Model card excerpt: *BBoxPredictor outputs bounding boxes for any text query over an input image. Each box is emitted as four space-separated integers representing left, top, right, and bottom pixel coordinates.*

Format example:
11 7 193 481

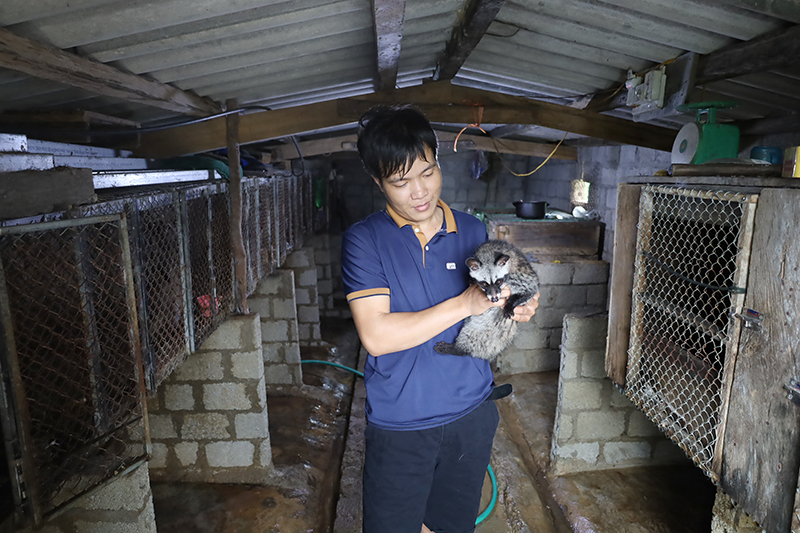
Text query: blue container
750 146 783 165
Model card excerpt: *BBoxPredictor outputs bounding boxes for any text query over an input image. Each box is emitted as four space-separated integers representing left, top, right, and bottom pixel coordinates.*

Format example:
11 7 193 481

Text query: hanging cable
453 101 487 152
495 130 568 177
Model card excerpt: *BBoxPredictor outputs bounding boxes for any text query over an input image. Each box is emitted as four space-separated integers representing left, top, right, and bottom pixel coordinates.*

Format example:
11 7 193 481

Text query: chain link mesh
626 186 756 479
0 216 146 518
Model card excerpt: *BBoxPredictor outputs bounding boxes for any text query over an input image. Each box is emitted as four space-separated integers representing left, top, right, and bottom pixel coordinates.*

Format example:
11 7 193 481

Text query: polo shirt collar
385 199 458 234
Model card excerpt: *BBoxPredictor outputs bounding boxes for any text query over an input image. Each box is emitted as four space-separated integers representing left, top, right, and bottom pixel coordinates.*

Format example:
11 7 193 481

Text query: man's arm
350 283 508 356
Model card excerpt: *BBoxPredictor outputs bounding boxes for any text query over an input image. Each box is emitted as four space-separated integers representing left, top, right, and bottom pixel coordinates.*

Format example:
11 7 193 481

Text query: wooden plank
487 218 603 258
433 0 506 81
711 193 758 477
605 184 642 387
271 134 359 161
721 188 800 533
0 167 95 220
0 28 220 117
371 0 406 90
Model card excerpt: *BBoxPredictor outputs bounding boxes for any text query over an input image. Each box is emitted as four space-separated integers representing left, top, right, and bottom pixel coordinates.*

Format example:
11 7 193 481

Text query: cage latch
784 378 800 407
732 308 763 332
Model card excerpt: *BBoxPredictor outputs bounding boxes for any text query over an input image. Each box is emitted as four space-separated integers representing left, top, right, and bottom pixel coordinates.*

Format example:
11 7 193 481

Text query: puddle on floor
152 317 360 533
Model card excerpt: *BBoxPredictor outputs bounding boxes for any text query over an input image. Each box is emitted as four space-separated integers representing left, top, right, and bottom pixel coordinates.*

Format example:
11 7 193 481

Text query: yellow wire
498 131 569 177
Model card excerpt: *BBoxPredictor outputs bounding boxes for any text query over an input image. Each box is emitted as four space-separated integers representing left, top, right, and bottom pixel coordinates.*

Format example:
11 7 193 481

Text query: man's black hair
356 105 439 182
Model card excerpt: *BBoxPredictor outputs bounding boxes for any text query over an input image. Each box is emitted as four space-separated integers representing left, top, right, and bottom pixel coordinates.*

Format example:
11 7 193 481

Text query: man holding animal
342 104 540 533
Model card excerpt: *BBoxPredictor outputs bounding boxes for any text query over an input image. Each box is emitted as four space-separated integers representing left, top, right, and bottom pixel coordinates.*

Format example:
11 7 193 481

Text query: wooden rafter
268 130 577 161
371 0 406 91
432 0 506 81
133 81 675 158
0 28 221 117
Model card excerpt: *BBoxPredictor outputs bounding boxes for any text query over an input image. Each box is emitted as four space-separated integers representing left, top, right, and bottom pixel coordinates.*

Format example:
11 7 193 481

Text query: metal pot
513 200 548 219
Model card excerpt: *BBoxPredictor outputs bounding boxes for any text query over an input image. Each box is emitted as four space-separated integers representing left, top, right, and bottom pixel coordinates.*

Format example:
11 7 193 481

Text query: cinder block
575 411 625 440
174 442 199 466
298 269 317 287
261 320 289 342
563 313 608 350
497 348 559 374
262 343 282 363
164 384 195 411
572 261 610 285
203 383 251 410
318 279 333 295
560 348 579 379
84 463 151 511
580 349 607 379
284 250 310 268
555 413 574 442
254 274 283 296
149 443 168 469
560 380 603 410
172 352 223 382
260 439 273 467
533 262 574 285
181 413 231 440
247 297 271 318
298 323 311 341
586 284 608 307
231 350 264 380
532 307 569 329
295 288 311 305
273 298 297 319
610 386 633 408
148 414 177 439
513 323 548 349
298 305 320 324
627 410 662 437
554 442 600 463
315 249 330 264
200 315 261 351
206 441 255 468
549 328 562 349
548 285 588 307
235 412 270 439
264 364 295 384
288 320 299 342
311 324 321 340
146 395 160 412
603 441 651 464
284 342 301 364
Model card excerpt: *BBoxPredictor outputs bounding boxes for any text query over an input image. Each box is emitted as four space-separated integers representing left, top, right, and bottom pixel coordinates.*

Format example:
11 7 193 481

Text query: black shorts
362 399 500 533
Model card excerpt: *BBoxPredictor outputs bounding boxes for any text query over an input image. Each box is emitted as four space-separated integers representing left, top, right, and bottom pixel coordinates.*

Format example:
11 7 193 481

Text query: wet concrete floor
152 317 361 533
153 317 717 533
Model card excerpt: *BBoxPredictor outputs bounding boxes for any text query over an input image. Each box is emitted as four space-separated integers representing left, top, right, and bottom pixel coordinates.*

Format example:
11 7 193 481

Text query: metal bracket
733 308 763 332
784 378 800 406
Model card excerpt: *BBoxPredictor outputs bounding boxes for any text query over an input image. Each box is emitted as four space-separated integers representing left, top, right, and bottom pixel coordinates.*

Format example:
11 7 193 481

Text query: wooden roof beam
432 0 506 81
0 27 221 117
133 81 675 158
371 0 406 91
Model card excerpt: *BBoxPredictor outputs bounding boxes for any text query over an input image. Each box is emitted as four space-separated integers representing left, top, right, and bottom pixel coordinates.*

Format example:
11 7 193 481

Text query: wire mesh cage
625 186 757 480
0 215 148 524
258 178 278 274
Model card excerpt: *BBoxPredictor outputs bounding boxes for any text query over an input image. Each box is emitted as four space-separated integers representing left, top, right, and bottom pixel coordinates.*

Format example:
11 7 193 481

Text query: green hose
300 359 498 525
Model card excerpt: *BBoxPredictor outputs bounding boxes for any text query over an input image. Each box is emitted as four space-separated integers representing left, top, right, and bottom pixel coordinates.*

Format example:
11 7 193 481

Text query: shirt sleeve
341 224 390 303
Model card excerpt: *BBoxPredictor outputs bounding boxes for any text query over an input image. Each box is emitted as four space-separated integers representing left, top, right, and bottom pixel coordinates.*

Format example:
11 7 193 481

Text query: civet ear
495 254 509 267
466 257 481 270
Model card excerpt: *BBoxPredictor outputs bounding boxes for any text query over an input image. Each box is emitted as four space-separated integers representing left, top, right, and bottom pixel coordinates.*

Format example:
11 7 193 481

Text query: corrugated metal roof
0 0 798 146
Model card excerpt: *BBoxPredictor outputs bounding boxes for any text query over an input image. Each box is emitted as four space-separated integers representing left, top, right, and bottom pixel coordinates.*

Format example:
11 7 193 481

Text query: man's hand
510 292 540 323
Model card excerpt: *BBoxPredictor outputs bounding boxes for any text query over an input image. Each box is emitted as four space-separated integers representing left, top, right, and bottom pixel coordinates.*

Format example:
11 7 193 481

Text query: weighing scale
671 101 739 165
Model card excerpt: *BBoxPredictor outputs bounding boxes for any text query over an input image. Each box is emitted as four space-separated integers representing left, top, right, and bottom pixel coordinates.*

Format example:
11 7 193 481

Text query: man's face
375 146 442 225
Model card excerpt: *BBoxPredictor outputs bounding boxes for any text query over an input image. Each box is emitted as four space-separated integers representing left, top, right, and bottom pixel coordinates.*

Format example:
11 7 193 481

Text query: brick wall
20 464 156 533
249 271 303 386
147 315 273 484
550 312 689 475
308 233 350 319
496 259 609 374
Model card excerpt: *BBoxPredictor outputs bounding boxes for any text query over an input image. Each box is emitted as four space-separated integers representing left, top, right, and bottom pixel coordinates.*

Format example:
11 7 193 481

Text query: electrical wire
299 358 499 524
496 130 569 177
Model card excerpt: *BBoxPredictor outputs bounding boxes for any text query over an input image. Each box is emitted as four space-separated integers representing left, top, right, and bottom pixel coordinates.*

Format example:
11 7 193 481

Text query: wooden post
226 99 249 315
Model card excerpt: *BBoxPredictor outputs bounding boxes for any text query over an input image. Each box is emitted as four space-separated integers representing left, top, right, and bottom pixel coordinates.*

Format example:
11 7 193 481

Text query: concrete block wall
21 464 156 533
147 315 273 484
496 259 609 374
249 270 303 386
282 247 323 345
307 233 350 319
550 312 689 475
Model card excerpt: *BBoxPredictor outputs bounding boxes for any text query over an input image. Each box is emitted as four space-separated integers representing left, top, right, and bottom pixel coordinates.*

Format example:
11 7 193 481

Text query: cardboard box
783 146 800 178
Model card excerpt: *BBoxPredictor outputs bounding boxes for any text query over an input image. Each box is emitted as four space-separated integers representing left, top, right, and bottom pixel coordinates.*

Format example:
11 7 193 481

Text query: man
341 105 539 533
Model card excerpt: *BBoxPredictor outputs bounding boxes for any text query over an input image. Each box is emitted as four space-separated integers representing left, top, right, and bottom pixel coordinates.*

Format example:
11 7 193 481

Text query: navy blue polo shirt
341 200 493 430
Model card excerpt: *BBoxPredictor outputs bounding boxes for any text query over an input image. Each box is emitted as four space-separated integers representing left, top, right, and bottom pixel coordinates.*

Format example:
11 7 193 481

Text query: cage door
625 186 757 481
